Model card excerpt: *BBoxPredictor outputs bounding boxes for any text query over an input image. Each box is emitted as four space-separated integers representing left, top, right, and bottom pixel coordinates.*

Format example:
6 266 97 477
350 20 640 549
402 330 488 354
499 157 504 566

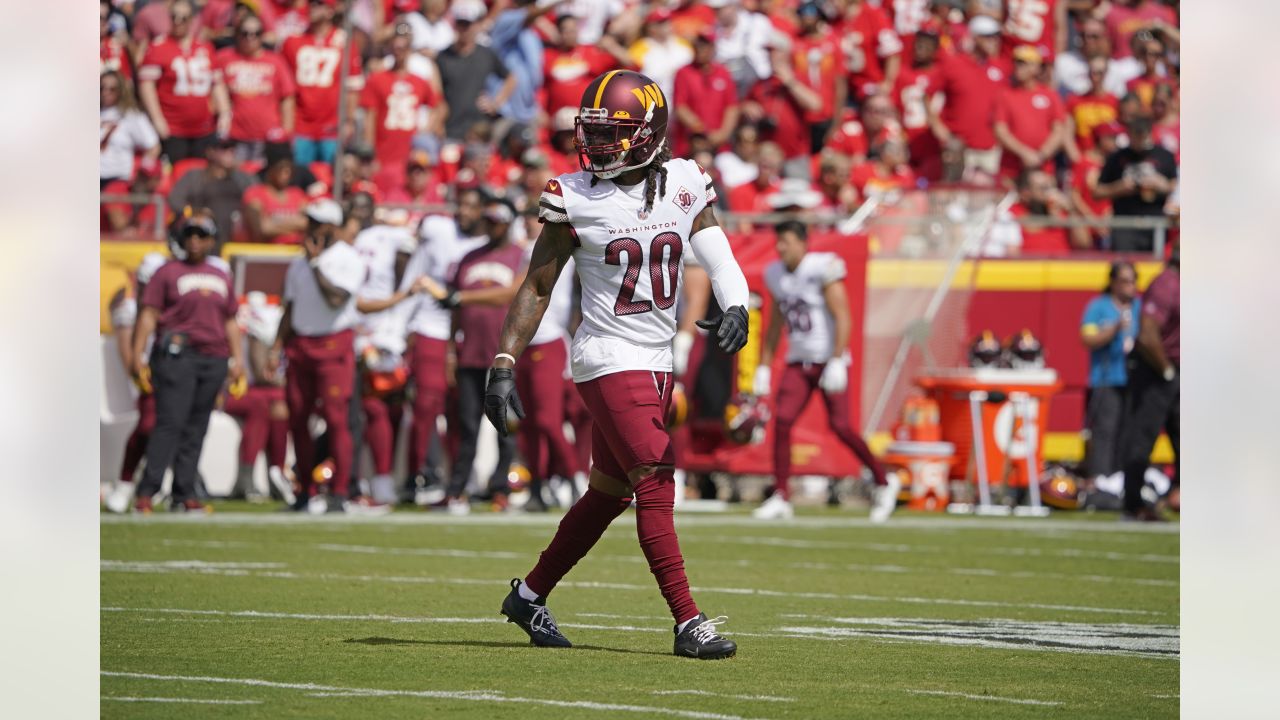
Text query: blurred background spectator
138 0 224 163
168 137 256 249
1095 116 1176 252
214 13 296 162
101 70 161 188
673 29 738 159
1080 260 1140 484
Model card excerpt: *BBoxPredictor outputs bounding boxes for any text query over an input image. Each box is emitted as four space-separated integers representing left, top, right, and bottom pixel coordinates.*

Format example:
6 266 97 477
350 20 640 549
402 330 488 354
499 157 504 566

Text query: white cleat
447 498 471 516
105 482 136 514
752 493 794 520
870 471 902 523
268 466 297 506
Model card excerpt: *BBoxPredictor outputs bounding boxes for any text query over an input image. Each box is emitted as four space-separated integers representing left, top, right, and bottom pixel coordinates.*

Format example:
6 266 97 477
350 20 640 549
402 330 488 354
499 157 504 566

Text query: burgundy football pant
408 334 448 480
362 395 404 476
222 386 288 468
772 362 886 500
285 330 356 497
120 391 157 482
564 376 593 473
524 369 699 624
515 339 579 481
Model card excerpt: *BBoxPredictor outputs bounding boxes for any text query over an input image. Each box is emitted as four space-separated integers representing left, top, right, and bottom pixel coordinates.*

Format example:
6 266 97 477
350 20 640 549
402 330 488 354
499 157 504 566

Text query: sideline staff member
270 200 364 513
131 214 245 513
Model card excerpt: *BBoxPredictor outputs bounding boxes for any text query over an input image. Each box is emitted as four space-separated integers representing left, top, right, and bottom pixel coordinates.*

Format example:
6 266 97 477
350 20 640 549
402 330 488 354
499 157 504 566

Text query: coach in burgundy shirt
131 215 243 512
445 201 528 507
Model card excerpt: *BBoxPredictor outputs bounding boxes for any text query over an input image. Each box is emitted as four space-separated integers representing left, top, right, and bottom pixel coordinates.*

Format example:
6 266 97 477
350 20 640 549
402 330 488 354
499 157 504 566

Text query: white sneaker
306 495 329 516
752 493 794 520
870 471 902 524
105 482 136 514
550 477 574 508
268 466 296 506
369 474 398 505
345 497 392 516
415 485 446 506
447 498 471 516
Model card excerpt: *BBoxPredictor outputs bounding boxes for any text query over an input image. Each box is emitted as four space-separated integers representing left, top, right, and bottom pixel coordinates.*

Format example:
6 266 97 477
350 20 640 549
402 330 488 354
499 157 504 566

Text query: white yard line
906 689 1063 707
695 535 1179 564
100 563 1165 617
787 560 1177 588
99 512 1179 534
653 690 794 703
100 671 772 720
101 696 261 705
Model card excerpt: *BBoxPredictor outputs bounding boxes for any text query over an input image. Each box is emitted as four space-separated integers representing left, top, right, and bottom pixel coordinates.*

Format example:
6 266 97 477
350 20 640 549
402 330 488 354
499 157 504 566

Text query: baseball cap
968 15 1000 37
1011 44 1043 65
452 0 485 23
766 178 823 210
1093 121 1124 141
135 157 162 179
136 252 168 284
916 19 942 37
704 0 731 7
393 0 419 12
797 2 824 19
646 7 674 24
695 27 717 44
484 202 515 225
304 198 344 226
520 147 550 168
181 215 218 237
407 150 432 170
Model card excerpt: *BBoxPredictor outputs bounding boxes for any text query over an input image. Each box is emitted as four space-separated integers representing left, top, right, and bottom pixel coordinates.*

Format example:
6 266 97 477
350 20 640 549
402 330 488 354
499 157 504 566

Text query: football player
486 70 748 660
754 220 899 522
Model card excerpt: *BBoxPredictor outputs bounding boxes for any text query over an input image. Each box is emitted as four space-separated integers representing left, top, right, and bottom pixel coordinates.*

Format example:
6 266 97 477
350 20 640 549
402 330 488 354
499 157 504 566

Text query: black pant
449 367 515 498
138 348 228 502
161 134 216 164
1120 361 1179 513
1084 385 1126 477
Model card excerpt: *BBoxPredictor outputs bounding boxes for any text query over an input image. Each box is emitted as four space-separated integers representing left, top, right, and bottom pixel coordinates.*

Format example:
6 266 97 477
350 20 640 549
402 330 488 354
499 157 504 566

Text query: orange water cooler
914 368 1063 515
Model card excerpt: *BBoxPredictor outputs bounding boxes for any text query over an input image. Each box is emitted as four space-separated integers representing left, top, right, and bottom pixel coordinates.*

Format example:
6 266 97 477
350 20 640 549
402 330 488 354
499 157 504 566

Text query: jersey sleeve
538 177 569 224
1080 296 1106 333
694 160 717 207
110 296 138 331
819 254 847 286
138 45 164 82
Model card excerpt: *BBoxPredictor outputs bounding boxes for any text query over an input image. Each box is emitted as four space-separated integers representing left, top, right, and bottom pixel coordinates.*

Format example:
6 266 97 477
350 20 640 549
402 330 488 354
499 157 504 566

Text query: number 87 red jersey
539 158 717 382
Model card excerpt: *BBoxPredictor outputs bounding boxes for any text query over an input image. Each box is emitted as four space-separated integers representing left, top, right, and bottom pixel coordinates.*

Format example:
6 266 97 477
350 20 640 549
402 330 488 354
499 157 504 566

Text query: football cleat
674 613 736 660
172 498 212 514
870 471 902 523
752 493 794 520
500 579 572 648
105 481 136 514
133 496 153 515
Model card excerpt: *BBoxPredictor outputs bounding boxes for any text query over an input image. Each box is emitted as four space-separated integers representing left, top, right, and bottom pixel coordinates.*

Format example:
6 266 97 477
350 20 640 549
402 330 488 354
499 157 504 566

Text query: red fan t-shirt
360 70 437 173
242 183 308 244
934 52 1011 151
214 47 296 142
139 38 217 138
838 4 902 100
994 83 1065 179
791 34 846 124
282 28 364 139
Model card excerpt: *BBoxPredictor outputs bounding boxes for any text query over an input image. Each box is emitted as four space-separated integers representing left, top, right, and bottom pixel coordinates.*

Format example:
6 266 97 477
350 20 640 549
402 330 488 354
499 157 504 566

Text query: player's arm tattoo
493 221 574 368
691 204 719 235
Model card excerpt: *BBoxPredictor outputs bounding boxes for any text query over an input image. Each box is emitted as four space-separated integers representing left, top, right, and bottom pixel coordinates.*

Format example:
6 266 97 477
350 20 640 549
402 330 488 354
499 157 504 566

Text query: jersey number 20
605 232 683 316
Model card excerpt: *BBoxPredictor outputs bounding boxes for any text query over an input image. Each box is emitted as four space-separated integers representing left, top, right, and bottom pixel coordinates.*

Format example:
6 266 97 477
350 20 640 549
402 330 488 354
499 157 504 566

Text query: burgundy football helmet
575 69 669 178
724 393 770 446
1004 329 1045 369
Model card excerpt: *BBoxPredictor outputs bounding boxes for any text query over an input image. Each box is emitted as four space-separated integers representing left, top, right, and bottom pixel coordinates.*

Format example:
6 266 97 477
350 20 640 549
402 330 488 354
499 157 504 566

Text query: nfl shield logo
674 186 695 214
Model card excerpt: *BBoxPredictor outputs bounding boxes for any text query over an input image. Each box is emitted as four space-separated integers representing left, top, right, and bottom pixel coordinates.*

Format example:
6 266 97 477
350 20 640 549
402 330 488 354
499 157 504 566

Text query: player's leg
119 392 156 483
223 389 269 499
502 426 633 648
361 394 396 501
1119 362 1173 517
408 335 447 493
758 364 816 518
821 373 898 521
314 350 356 504
284 342 319 502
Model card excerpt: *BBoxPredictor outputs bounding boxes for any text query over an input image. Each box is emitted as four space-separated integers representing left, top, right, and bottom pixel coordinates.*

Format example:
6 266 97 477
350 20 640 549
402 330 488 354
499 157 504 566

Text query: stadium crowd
100 0 1181 515
102 0 1180 253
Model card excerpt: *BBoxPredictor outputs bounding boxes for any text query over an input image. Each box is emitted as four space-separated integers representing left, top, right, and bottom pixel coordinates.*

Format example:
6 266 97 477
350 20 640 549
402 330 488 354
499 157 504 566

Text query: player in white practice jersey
754 220 898 522
484 70 748 660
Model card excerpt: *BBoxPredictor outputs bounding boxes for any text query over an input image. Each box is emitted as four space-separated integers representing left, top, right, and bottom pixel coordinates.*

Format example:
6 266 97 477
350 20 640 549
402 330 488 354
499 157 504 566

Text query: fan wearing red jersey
282 0 364 166
892 22 942 179
837 0 903 102
242 147 308 244
792 3 848 154
994 45 1068 182
753 220 897 522
213 14 296 161
1003 0 1067 62
138 0 225 163
361 24 439 192
486 70 749 660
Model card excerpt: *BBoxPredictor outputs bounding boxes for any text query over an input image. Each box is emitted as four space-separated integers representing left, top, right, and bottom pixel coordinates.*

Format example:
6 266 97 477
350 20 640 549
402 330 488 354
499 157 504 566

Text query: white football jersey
354 224 416 354
539 157 717 382
400 215 488 341
763 252 847 364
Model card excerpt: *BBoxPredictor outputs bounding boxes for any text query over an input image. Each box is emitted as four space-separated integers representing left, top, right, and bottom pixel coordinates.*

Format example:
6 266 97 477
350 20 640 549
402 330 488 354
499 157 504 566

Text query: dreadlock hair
589 143 672 215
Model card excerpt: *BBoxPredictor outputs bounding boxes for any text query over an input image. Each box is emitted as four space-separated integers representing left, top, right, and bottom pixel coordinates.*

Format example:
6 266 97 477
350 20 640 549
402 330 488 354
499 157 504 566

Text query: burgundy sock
524 486 632 597
120 428 148 483
633 467 699 624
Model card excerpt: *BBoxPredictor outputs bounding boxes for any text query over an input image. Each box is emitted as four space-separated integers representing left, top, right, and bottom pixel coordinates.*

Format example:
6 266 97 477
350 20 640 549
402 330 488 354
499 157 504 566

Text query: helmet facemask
575 104 663 179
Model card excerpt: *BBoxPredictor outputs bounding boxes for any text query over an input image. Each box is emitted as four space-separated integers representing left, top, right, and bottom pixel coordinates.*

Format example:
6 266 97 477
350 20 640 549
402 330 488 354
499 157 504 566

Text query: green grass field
101 506 1178 719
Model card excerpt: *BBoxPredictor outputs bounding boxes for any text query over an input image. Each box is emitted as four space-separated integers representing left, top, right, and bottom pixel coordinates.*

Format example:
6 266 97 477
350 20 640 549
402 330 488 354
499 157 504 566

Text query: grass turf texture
102 506 1178 718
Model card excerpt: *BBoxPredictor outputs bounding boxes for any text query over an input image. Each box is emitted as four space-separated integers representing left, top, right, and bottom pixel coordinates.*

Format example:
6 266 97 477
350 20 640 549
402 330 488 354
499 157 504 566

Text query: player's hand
153 117 170 140
227 361 247 397
132 360 153 394
303 234 326 261
483 367 525 436
753 364 771 397
696 305 749 354
819 356 849 395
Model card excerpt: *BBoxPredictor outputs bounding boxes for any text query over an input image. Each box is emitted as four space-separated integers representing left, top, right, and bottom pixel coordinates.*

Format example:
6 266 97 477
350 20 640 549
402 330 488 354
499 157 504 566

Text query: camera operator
130 213 244 513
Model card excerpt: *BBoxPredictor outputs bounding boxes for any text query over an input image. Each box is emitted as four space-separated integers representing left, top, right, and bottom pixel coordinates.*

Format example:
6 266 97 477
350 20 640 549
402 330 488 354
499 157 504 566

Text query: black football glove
696 305 749 354
483 367 525 436
437 289 461 309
